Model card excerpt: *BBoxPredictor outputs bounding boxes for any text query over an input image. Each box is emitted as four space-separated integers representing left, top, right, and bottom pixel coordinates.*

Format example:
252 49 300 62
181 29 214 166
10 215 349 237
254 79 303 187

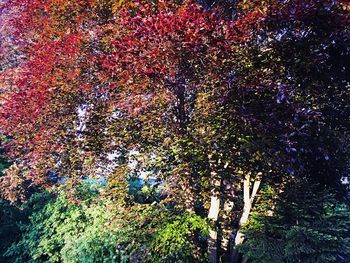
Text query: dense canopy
0 0 349 262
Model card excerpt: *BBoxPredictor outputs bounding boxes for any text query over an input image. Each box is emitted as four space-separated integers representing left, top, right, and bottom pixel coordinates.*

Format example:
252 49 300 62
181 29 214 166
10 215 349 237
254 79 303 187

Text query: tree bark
219 177 235 262
207 154 221 263
208 190 221 263
230 174 261 263
220 198 234 252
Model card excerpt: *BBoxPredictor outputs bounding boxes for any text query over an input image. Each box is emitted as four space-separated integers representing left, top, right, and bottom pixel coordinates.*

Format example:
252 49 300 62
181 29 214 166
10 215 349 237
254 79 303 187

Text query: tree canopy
0 0 349 262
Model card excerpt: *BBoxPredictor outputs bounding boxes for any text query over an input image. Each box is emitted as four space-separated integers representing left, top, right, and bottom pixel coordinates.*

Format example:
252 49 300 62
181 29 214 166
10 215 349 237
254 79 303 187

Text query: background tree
239 181 350 263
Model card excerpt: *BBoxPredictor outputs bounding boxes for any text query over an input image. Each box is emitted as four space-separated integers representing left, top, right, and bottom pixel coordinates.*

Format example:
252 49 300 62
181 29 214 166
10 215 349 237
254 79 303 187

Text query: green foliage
4 184 209 263
0 199 25 263
150 212 209 263
239 183 350 263
4 190 117 263
59 203 119 263
0 147 21 263
128 177 163 204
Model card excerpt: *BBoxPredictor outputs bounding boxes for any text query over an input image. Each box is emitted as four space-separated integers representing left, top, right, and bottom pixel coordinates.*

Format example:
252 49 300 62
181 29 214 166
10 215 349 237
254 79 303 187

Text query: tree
239 181 350 263
0 1 349 262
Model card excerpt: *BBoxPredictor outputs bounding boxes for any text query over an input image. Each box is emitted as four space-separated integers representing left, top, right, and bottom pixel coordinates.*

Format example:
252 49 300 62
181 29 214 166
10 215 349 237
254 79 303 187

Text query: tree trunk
220 198 234 251
184 171 195 212
230 174 261 263
207 154 221 263
208 190 221 263
219 176 235 262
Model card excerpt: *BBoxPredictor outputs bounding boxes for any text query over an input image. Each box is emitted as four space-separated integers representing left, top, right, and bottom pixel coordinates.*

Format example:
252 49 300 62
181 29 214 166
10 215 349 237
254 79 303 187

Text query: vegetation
239 182 350 263
0 0 349 262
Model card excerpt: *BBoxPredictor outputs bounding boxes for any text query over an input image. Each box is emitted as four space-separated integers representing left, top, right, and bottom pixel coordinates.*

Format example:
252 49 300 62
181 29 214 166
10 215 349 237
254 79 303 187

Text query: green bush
150 212 209 263
4 186 209 263
4 190 118 263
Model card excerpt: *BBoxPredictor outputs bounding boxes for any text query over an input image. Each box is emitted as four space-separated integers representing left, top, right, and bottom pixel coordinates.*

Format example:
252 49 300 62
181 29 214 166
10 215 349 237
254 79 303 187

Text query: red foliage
101 0 235 111
0 0 348 202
